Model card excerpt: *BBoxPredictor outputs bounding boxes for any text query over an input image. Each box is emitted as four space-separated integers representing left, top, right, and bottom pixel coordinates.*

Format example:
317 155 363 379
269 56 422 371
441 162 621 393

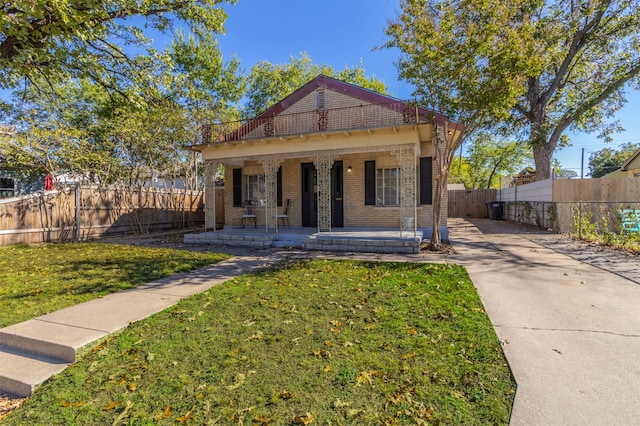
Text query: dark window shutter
364 160 376 205
420 157 433 205
277 166 283 207
232 168 242 207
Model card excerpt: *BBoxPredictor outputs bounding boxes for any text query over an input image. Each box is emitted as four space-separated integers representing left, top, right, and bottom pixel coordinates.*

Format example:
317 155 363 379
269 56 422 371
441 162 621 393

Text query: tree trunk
532 145 553 180
430 168 446 250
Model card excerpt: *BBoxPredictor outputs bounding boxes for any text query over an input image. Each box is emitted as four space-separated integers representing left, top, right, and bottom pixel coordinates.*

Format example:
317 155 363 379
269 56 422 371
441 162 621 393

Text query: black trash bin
486 201 504 220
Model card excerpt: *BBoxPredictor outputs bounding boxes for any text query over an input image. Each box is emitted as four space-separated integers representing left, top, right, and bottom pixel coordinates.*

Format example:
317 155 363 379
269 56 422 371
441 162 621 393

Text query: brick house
187 75 464 240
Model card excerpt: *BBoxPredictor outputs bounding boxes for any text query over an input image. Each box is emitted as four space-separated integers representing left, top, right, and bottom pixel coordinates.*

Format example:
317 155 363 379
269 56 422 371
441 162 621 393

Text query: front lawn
5 259 515 425
0 243 229 328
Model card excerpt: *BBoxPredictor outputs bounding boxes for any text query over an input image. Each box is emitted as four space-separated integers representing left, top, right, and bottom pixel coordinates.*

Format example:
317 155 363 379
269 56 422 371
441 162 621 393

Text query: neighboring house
603 149 640 178
187 75 464 233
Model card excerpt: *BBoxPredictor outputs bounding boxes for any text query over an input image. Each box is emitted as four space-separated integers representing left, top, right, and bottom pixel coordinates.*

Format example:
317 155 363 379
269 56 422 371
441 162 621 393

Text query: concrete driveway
448 218 640 425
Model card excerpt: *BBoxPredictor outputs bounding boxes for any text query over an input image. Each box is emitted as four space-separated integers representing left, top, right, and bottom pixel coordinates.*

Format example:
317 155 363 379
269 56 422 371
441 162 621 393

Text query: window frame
375 167 400 206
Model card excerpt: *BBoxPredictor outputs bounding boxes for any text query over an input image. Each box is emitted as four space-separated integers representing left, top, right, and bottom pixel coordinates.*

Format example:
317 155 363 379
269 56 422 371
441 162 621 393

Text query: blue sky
213 0 640 177
4 0 638 176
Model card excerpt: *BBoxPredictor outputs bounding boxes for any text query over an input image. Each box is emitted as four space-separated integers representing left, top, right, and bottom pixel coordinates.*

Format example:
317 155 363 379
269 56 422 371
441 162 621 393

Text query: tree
552 159 579 179
508 0 640 180
0 1 231 92
588 142 640 177
0 80 188 186
243 52 388 118
385 0 526 249
450 133 532 189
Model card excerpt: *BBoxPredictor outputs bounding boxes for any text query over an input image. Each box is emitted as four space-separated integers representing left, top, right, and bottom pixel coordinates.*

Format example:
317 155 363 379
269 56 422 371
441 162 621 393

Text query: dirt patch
0 393 26 421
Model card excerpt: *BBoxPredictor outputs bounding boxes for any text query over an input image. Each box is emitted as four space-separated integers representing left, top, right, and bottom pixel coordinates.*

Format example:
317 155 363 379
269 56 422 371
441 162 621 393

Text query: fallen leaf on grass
247 331 263 341
293 412 315 425
152 406 172 420
354 371 373 387
347 409 362 418
279 390 293 399
226 373 246 390
254 415 270 425
332 399 350 408
102 401 121 411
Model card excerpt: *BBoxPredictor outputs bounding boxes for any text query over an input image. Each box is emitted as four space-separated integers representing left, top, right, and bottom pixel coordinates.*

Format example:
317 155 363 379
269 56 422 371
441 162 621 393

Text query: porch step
0 320 98 397
0 345 69 397
302 231 423 254
185 229 426 253
185 232 275 248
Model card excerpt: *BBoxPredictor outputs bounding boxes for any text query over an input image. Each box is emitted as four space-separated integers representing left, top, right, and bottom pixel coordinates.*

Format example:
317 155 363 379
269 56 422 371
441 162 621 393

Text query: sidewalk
448 218 640 425
0 254 283 397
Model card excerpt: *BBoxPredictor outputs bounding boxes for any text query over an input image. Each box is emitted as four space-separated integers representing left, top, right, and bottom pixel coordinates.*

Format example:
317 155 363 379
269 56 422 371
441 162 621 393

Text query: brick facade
197 76 458 232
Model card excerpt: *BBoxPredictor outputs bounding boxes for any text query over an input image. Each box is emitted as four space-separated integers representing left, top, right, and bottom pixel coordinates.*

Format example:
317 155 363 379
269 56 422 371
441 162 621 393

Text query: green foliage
0 243 229 328
507 0 640 179
168 31 245 124
450 133 532 189
5 260 515 425
552 159 578 179
0 30 245 187
570 203 640 253
0 0 233 91
385 0 526 247
243 52 388 118
588 142 640 178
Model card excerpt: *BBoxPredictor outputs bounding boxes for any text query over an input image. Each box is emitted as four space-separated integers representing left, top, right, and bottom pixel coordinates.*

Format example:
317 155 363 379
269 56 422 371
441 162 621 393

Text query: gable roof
620 148 640 171
254 74 455 128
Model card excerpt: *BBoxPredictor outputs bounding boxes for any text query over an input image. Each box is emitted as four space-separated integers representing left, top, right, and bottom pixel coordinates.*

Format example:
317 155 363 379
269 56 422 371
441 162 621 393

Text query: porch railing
197 101 430 144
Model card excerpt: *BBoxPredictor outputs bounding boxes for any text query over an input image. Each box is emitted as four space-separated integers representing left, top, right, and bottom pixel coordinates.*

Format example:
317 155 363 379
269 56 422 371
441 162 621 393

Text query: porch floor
184 226 426 254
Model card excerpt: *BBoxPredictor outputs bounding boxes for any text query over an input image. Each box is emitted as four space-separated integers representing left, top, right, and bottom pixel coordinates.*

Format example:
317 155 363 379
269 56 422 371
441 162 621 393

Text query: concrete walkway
0 254 282 397
448 218 640 425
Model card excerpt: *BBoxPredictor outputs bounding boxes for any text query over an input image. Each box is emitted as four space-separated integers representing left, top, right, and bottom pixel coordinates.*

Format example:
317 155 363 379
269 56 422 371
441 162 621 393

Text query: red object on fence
45 174 54 191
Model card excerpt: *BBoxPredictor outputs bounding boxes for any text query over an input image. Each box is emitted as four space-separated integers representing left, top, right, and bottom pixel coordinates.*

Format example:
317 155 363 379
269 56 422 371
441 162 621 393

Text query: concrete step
0 345 69 397
0 320 107 364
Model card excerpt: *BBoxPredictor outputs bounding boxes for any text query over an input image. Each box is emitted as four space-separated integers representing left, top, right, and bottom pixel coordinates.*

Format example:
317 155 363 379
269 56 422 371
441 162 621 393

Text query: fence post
75 184 81 242
578 200 583 239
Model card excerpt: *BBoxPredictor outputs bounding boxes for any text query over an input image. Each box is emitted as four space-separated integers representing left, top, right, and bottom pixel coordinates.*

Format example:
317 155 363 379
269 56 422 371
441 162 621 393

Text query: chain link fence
503 200 640 239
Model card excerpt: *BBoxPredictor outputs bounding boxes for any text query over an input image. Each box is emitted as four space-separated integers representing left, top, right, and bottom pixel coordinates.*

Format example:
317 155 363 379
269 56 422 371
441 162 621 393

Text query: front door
331 161 344 228
301 163 317 227
301 162 344 228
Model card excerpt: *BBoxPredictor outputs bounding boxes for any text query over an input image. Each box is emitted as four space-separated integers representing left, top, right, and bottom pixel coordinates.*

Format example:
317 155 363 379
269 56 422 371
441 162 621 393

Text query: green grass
5 259 515 425
0 243 229 328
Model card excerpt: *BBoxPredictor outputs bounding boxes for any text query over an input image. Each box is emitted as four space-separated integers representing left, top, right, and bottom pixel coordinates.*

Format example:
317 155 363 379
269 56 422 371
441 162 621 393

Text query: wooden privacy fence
448 189 497 218
0 185 222 246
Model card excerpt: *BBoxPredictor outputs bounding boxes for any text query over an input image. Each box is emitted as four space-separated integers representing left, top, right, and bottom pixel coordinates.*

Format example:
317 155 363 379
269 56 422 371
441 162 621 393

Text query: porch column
260 155 280 233
204 160 219 231
314 152 332 233
398 144 417 237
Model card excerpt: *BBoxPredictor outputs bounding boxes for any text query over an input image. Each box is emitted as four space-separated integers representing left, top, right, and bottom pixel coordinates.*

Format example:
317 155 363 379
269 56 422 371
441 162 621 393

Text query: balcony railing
196 101 431 145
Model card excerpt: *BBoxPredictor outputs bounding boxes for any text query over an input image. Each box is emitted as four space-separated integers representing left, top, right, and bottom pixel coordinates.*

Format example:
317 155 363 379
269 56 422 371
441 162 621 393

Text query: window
244 175 266 206
316 90 325 110
376 168 400 206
